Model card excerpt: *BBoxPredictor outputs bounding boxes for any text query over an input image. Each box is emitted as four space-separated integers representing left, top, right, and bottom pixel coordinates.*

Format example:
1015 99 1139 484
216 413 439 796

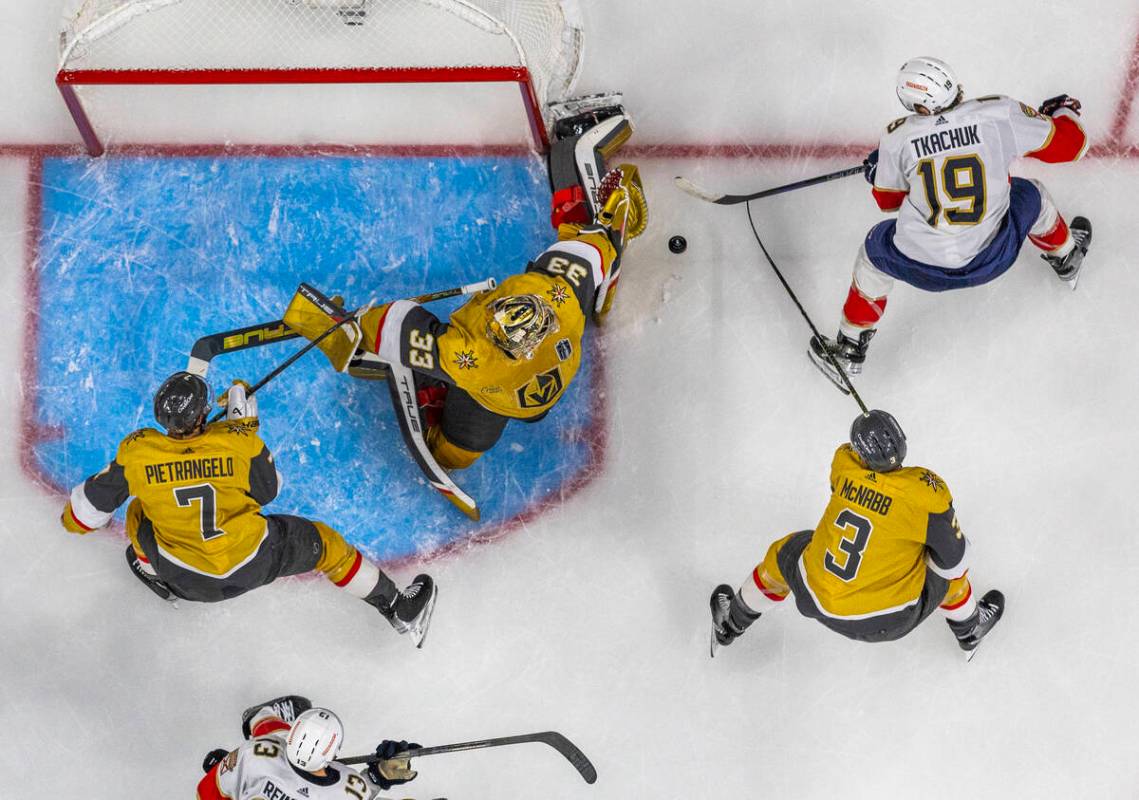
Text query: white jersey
206 735 378 800
873 96 1084 267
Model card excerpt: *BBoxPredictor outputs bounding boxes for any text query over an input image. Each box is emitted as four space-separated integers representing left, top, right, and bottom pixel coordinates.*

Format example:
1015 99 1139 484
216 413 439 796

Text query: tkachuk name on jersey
143 456 236 485
909 124 981 158
838 478 894 516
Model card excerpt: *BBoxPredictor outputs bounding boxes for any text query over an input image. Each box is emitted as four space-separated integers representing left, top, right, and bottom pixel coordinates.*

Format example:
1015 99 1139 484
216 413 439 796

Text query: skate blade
710 628 720 659
806 347 852 395
408 584 438 649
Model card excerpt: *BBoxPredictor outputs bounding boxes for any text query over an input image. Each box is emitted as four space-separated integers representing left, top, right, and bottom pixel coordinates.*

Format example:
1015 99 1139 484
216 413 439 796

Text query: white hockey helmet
896 57 961 114
286 708 344 772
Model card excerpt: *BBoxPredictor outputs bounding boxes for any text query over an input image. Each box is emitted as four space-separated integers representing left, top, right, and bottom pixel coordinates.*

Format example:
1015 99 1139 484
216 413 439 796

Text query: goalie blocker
284 93 648 475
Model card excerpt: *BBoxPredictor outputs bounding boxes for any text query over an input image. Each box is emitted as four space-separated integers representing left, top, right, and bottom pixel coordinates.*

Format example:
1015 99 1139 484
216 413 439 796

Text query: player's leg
711 532 796 647
1021 178 1092 283
426 386 510 470
267 514 437 640
810 243 894 378
939 575 1004 660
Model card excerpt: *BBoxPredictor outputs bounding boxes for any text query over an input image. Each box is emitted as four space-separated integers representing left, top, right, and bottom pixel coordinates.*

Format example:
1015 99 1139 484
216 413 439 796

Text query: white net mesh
60 0 584 107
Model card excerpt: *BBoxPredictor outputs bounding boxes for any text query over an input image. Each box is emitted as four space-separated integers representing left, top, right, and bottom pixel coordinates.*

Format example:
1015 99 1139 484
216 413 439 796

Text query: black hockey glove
863 148 879 185
367 740 420 789
1038 94 1081 117
202 748 229 773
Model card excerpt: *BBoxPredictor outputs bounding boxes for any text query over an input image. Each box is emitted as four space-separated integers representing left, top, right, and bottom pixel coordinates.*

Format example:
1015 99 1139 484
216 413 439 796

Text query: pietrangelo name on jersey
839 477 893 516
144 456 235 485
909 124 981 158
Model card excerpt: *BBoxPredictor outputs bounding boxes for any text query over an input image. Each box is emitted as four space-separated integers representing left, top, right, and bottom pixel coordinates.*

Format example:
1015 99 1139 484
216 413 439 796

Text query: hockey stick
340 731 597 785
674 165 864 205
186 278 497 378
744 202 869 412
201 278 496 423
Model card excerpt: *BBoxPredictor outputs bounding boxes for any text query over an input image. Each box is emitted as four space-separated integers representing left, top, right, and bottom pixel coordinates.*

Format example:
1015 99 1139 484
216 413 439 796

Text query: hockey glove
1039 94 1081 117
863 149 879 185
202 748 229 773
367 740 420 789
61 501 91 534
216 380 257 421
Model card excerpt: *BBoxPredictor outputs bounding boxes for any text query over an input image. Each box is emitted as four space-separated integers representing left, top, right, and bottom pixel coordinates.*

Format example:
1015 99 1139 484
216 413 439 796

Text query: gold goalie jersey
365 224 618 420
66 419 280 576
797 445 969 618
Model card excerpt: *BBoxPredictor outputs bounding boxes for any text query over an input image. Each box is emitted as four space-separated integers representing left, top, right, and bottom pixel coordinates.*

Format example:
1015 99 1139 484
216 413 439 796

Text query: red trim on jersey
251 718 291 737
66 504 94 532
871 187 906 211
842 284 887 328
1027 115 1086 163
752 567 787 602
196 765 231 800
1029 216 1070 251
334 551 363 587
940 584 973 611
370 304 394 355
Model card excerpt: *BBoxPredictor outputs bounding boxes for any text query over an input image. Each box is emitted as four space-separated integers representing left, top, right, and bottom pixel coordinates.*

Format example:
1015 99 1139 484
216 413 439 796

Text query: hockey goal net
57 0 585 155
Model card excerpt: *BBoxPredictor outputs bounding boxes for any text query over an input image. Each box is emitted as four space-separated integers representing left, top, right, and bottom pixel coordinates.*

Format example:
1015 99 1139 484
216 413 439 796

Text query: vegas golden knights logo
516 367 564 409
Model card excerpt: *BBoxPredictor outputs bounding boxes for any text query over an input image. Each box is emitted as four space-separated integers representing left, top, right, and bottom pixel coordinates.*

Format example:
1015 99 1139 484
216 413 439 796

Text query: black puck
668 235 687 254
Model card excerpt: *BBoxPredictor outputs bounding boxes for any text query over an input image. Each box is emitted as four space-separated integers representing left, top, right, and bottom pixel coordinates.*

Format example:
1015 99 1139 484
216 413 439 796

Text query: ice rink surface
2 1 1139 798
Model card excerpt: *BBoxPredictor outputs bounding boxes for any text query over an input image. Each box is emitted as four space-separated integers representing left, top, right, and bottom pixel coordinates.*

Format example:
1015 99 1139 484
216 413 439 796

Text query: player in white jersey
197 696 420 800
810 57 1092 383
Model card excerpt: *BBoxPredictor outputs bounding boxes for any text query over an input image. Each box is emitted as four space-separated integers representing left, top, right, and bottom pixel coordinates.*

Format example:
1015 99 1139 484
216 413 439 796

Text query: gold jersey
69 419 279 576
797 445 967 618
367 225 617 420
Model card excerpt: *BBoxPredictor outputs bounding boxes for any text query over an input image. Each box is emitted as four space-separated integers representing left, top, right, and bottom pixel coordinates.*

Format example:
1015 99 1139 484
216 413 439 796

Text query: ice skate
385 574 438 648
124 546 178 606
240 695 312 739
548 92 627 140
808 330 873 393
709 584 735 657
1042 216 1092 289
947 590 1004 662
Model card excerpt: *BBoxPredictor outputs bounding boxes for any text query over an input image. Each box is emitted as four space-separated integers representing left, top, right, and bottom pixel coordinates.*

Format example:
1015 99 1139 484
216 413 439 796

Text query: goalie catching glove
367 739 420 790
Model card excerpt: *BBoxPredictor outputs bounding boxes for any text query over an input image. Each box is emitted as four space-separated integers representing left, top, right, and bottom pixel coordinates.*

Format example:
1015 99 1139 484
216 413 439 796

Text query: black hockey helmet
154 371 210 436
850 410 907 472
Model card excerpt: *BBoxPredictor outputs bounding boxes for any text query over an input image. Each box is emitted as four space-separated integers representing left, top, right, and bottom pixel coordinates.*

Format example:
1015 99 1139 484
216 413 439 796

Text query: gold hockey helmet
485 294 559 360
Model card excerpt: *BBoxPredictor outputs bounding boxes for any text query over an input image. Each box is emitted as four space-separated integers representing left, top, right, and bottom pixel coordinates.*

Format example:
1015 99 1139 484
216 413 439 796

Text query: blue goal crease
32 154 599 563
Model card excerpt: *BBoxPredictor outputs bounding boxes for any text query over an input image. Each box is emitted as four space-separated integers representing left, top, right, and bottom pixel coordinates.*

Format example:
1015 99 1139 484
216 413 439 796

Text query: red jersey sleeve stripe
871 187 906 211
334 551 363 587
251 719 291 737
1027 115 1087 163
196 765 231 800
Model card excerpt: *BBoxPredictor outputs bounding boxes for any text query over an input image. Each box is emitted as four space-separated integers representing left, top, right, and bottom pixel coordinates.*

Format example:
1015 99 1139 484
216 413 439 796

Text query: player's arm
196 748 239 800
369 301 453 383
526 234 608 320
924 501 970 580
868 119 910 211
248 444 279 506
61 448 131 534
1014 95 1088 163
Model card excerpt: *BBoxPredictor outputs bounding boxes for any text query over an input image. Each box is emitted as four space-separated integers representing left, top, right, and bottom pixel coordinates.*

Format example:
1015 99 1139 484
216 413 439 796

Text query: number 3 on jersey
916 153 986 226
824 509 872 582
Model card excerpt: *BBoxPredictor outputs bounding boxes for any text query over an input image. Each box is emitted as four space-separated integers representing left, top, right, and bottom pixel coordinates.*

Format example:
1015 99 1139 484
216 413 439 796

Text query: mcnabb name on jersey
144 456 236 485
909 124 981 158
838 477 894 516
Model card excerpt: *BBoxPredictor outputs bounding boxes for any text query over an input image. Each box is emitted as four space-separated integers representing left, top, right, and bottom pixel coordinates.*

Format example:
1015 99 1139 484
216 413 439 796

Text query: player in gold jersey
711 410 1004 660
286 95 647 470
60 371 436 645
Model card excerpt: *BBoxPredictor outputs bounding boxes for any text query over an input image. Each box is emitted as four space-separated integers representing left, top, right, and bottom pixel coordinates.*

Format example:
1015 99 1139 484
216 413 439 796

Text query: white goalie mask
286 708 344 772
896 57 961 114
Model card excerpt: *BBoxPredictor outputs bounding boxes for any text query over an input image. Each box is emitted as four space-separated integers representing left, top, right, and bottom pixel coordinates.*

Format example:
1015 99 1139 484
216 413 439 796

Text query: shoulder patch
886 116 907 134
224 419 260 436
1018 101 1041 118
919 469 946 493
220 750 239 774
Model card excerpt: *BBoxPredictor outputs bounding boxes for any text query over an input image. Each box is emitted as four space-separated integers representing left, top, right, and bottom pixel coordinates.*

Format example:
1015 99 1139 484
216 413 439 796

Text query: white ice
2 1 1139 798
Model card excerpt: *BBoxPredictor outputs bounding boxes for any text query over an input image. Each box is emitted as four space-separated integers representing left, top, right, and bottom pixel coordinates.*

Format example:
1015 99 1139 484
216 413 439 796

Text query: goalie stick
674 164 864 205
340 731 597 785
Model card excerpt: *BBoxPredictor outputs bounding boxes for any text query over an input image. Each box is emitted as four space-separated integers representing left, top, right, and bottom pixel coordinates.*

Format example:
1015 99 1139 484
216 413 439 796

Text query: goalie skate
548 92 627 140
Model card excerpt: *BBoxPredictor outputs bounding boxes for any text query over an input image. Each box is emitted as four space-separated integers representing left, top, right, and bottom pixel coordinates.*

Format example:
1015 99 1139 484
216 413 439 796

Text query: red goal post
56 0 586 156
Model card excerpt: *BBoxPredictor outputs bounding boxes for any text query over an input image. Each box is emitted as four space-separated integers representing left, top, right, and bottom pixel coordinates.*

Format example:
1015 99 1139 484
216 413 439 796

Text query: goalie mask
485 294 559 360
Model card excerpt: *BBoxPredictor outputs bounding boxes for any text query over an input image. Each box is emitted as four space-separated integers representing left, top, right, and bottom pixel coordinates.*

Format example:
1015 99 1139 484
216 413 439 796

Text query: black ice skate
1042 216 1092 289
947 590 1004 662
385 574 438 649
124 546 178 605
241 695 313 740
338 1 367 25
347 349 389 380
709 584 759 658
548 93 626 141
807 330 874 394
